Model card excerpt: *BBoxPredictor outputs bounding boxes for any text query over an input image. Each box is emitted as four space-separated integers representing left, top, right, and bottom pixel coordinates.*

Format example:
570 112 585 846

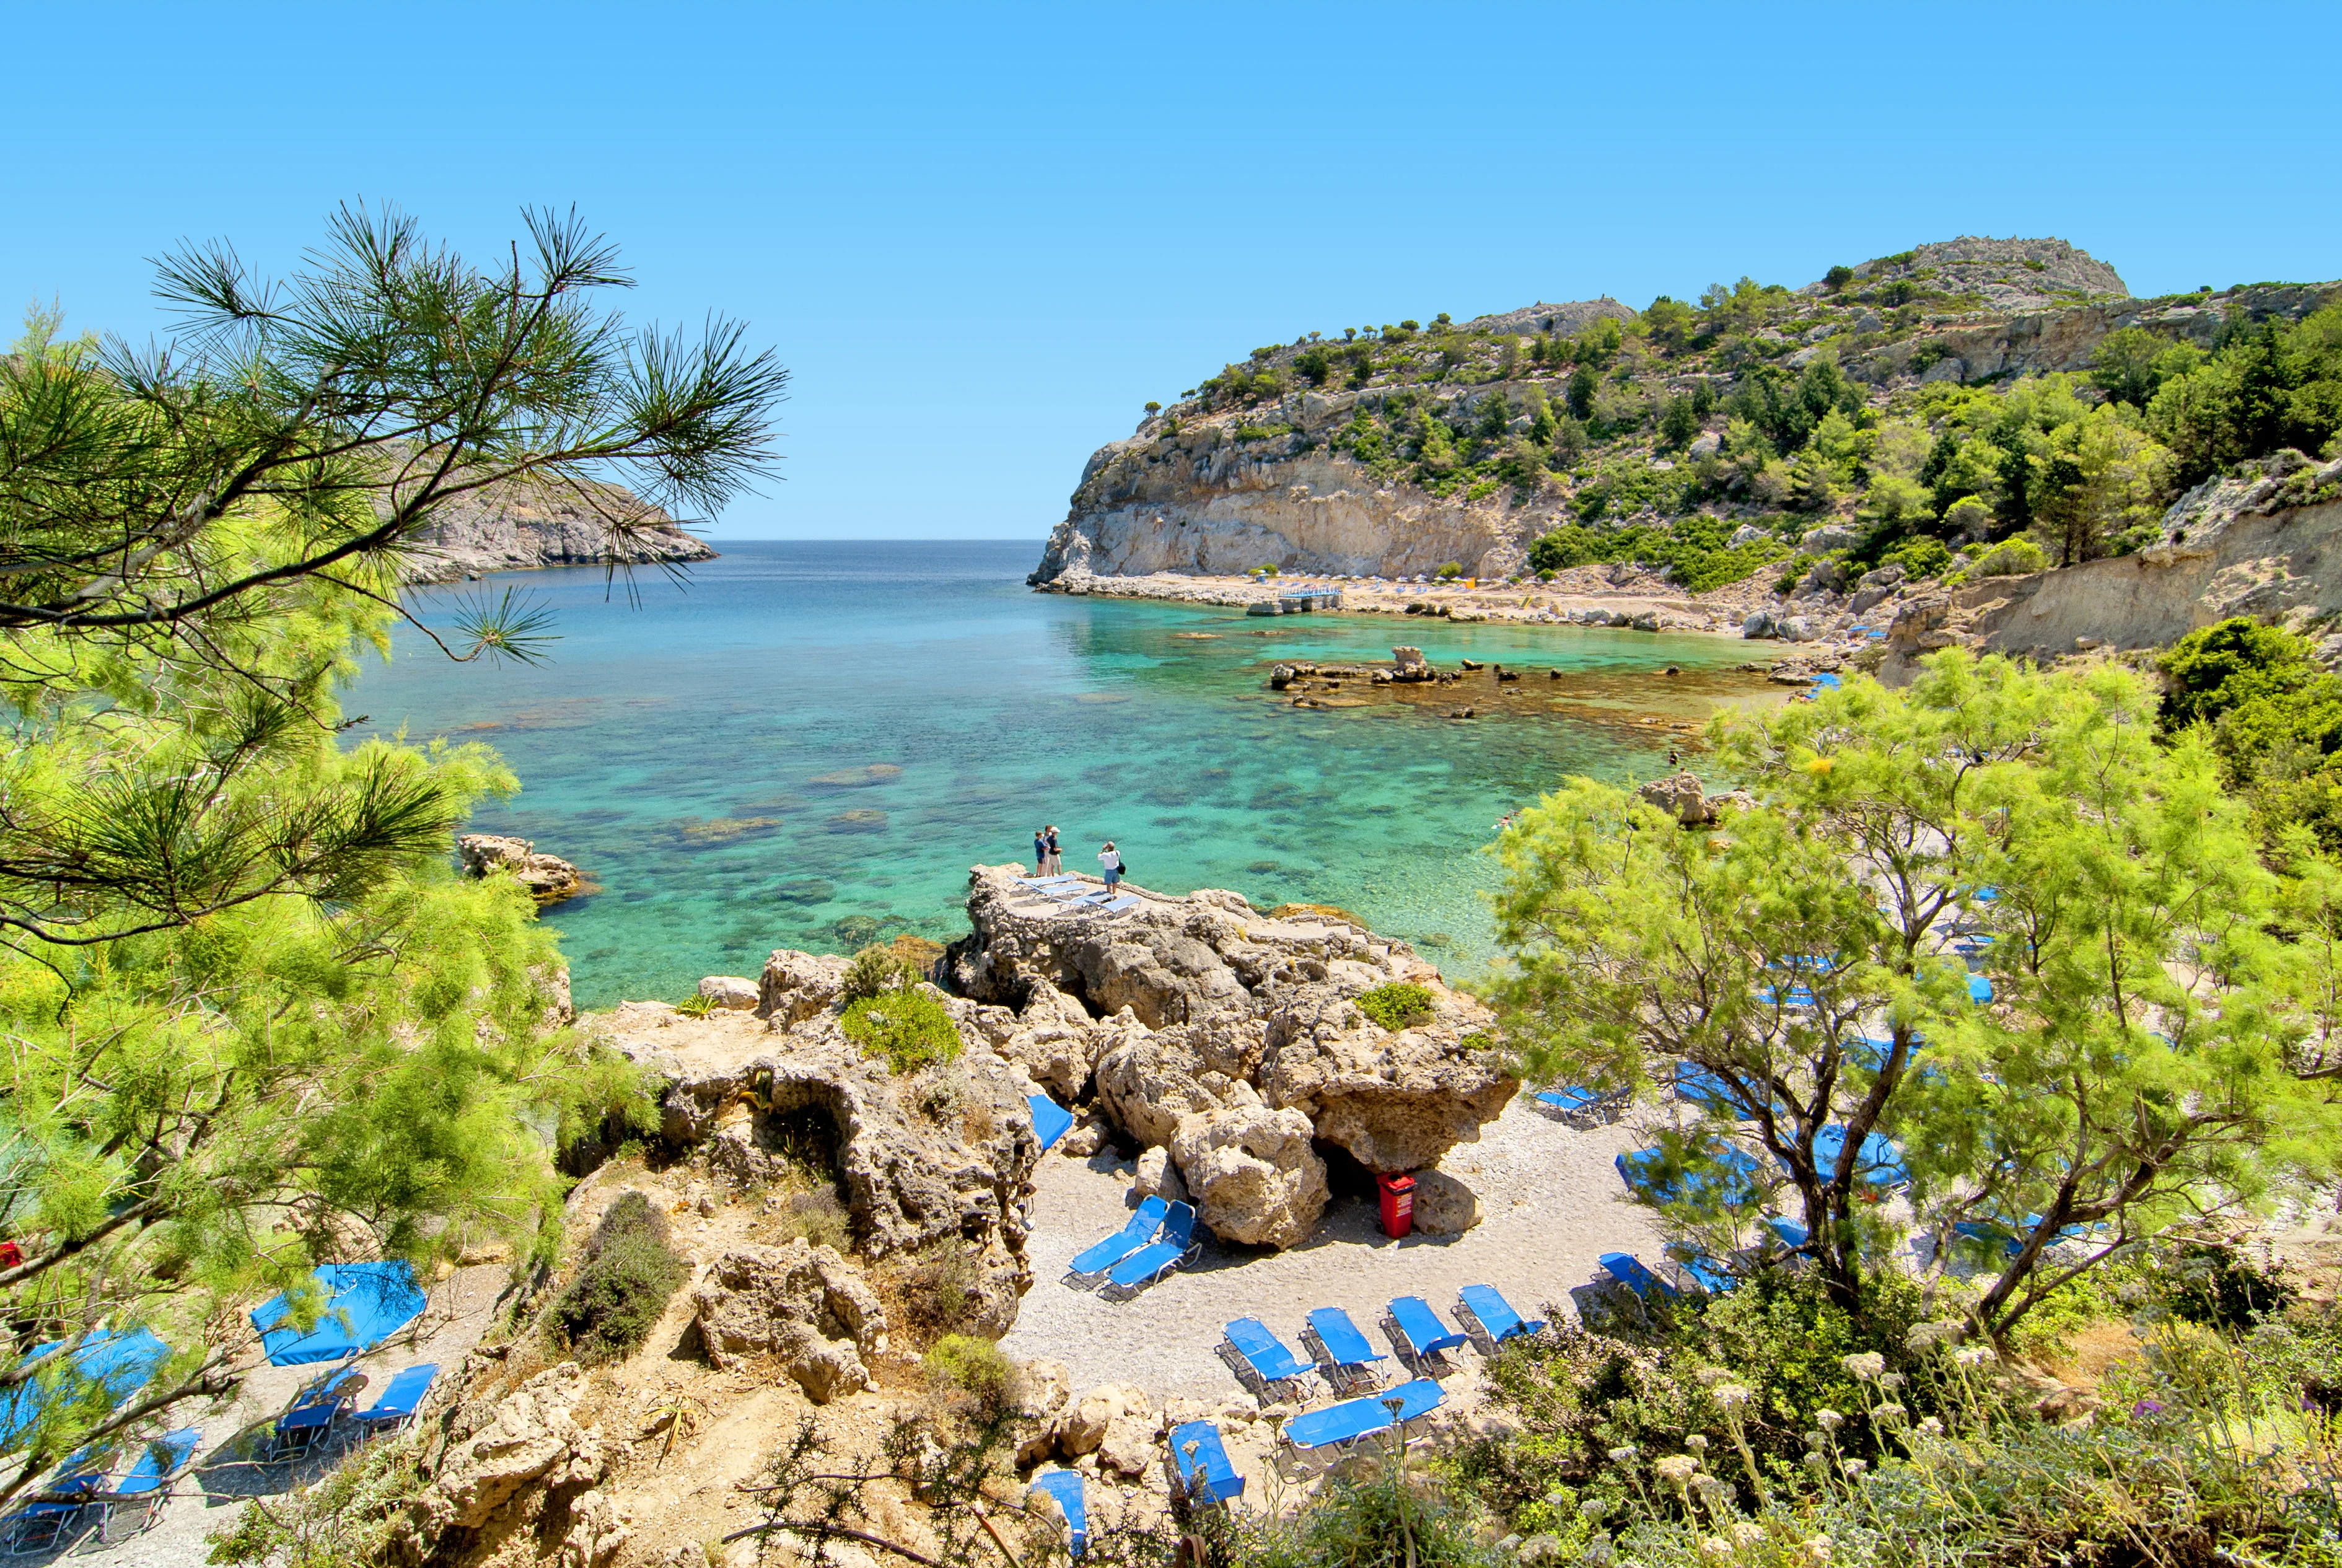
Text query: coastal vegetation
547 1191 690 1364
1175 245 2342 596
0 208 784 1497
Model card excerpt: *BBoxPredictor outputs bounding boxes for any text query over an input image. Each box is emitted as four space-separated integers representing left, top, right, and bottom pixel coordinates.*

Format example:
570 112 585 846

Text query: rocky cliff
403 474 716 583
1029 236 2338 592
1880 452 2342 678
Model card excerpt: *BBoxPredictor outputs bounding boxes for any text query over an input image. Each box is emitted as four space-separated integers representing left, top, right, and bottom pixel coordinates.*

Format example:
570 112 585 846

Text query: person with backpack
1098 841 1123 890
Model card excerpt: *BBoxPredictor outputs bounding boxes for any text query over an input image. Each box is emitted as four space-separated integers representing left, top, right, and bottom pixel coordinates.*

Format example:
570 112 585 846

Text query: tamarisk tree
1487 651 2342 1341
0 207 782 1497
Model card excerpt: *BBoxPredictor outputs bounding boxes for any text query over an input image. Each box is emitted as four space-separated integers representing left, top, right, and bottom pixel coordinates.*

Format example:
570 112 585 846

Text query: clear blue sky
10 1 2336 541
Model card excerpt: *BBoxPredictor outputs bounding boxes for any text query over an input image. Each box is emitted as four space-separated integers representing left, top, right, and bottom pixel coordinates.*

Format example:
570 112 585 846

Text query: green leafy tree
2025 407 2173 565
1487 653 2342 1342
0 208 779 1498
2089 325 2202 410
1565 364 1597 423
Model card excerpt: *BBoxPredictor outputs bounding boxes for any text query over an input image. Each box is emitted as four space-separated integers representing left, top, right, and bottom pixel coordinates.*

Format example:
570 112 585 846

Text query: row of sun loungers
1222 1289 1543 1402
1 1362 441 1553
1012 874 1141 916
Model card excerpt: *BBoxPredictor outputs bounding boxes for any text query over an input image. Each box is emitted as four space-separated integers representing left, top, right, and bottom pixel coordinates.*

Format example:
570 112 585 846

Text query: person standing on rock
1099 841 1123 890
1033 828 1048 875
1044 825 1063 874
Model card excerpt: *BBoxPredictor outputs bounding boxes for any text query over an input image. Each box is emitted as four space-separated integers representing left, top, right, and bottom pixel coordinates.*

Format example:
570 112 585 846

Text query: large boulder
1635 772 1715 826
1410 1168 1483 1235
411 1361 611 1541
1058 1384 1151 1457
693 1240 888 1402
1169 1105 1329 1249
757 949 851 1025
1259 1018 1517 1175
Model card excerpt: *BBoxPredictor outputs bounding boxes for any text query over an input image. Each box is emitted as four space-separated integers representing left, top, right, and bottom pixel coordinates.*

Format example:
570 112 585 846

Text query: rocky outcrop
404 475 716 584
693 1240 889 1401
409 1361 619 1559
457 833 587 904
1878 455 2342 682
1633 773 1752 828
603 1002 1041 1313
946 865 1515 1243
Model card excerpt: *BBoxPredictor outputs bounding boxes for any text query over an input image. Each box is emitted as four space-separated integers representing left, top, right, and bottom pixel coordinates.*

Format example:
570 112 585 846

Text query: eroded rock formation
404 475 716 584
947 864 1516 1244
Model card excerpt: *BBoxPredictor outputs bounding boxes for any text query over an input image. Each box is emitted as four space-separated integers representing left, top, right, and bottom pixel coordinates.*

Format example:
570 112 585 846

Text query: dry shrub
547 1191 688 1364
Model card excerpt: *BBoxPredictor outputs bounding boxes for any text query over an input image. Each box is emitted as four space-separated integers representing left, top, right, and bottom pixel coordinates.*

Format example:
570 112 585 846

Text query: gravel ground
20 1266 508 1567
999 1097 1667 1403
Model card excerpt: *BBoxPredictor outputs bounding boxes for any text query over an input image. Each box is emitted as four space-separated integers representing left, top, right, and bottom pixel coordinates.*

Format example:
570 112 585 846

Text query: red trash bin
1375 1172 1416 1239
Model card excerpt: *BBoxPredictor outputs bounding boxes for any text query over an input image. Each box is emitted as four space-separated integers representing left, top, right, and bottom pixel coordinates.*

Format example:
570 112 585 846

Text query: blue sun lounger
1224 1318 1314 1394
1533 1085 1619 1121
1014 874 1081 890
1030 1469 1087 1557
1167 1421 1243 1503
1385 1296 1467 1359
1068 1196 1169 1280
270 1365 366 1461
1456 1284 1545 1346
1669 1250 1737 1295
1281 1377 1445 1452
3 1448 108 1554
1304 1308 1385 1391
96 1429 201 1544
353 1364 440 1442
1600 1252 1680 1300
1967 972 1994 1004
1105 1201 1198 1295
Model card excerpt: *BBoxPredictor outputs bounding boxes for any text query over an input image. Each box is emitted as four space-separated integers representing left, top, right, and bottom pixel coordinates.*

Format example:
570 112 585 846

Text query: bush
1882 535 1953 579
1972 537 2047 577
776 1188 852 1251
1357 982 1435 1031
892 1239 986 1340
841 988 962 1074
841 944 916 1004
548 1191 688 1364
1436 562 1464 579
923 1333 1023 1413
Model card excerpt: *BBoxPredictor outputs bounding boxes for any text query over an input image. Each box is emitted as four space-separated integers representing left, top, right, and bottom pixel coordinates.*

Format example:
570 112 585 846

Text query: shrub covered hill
1028 235 2342 598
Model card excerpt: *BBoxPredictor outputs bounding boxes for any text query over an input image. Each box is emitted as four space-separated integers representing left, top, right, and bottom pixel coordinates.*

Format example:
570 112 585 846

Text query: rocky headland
1026 236 2342 682
404 474 717 584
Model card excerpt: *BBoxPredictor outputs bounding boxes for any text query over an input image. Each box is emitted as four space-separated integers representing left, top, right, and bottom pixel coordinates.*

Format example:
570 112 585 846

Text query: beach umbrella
251 1261 426 1365
0 1327 172 1450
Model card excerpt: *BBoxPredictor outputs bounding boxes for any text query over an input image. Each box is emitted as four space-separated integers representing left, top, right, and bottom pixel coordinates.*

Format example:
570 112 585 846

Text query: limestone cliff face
1029 373 1624 585
401 475 716 583
1879 454 2342 680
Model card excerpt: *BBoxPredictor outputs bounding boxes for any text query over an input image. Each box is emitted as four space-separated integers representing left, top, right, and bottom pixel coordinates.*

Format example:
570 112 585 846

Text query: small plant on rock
1357 981 1436 1031
841 944 916 1003
675 990 717 1018
841 987 962 1074
923 1333 1024 1415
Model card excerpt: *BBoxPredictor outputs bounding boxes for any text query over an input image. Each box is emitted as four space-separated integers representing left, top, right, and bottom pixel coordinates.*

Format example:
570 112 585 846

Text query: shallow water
351 541 1765 1008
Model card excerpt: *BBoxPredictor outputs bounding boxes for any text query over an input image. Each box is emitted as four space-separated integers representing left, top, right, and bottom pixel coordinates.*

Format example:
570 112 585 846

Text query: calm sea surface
351 541 1761 1009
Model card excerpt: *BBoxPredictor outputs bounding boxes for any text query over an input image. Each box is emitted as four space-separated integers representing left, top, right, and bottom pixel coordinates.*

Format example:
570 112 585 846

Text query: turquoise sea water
351 541 1765 1009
